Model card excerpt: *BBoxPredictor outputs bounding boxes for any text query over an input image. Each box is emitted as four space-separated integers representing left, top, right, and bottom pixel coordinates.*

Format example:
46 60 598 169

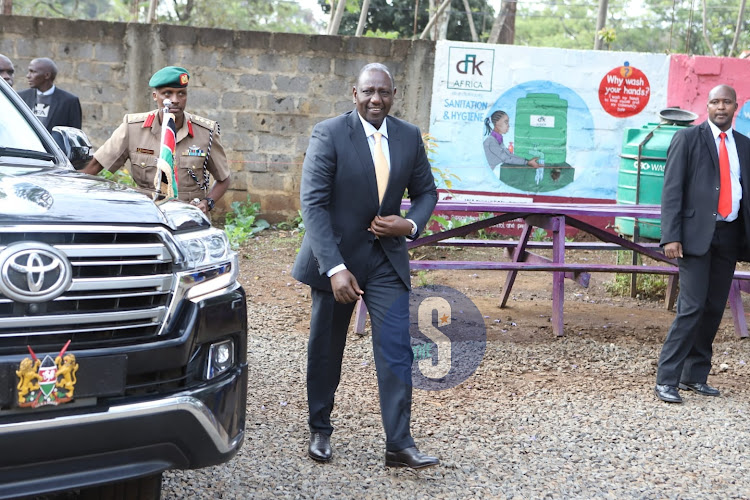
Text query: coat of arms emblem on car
16 340 78 408
0 242 72 302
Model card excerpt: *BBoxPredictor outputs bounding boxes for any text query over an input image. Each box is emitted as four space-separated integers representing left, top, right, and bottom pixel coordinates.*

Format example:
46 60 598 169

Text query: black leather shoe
679 382 720 397
308 432 332 462
385 446 439 470
654 384 682 403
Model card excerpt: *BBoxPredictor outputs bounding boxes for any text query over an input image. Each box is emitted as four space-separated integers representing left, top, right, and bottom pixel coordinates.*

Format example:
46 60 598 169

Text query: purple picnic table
352 200 750 338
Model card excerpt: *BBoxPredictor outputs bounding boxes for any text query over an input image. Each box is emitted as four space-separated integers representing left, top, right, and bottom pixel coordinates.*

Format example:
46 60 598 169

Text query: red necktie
718 132 731 218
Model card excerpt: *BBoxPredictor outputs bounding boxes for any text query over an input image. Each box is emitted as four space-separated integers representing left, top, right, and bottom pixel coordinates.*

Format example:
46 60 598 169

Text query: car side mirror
51 126 93 170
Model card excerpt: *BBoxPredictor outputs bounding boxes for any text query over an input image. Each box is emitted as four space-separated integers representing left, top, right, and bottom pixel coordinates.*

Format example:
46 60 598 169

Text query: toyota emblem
0 242 72 303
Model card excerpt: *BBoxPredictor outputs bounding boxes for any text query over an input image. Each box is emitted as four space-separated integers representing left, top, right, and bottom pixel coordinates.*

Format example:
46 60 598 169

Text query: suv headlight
176 228 230 267
175 228 238 299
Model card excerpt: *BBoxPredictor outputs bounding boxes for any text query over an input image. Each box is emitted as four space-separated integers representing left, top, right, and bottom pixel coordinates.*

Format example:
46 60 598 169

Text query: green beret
149 66 190 88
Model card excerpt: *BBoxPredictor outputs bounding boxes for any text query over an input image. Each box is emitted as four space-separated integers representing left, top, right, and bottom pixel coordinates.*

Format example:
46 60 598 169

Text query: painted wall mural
429 41 672 202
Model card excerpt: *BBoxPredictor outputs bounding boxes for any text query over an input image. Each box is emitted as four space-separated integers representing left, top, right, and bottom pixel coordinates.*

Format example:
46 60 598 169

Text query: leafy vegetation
319 0 496 41
422 212 496 237
531 227 548 242
415 270 432 287
11 0 322 33
11 0 750 56
98 168 136 188
605 251 669 300
276 210 305 234
513 0 750 57
224 196 270 249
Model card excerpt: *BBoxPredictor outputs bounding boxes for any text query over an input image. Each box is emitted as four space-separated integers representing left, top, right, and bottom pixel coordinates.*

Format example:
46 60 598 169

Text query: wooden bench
352 201 750 338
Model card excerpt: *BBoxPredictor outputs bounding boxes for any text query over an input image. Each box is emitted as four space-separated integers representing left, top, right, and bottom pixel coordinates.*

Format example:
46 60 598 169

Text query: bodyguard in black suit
18 57 82 132
292 63 439 468
655 84 750 403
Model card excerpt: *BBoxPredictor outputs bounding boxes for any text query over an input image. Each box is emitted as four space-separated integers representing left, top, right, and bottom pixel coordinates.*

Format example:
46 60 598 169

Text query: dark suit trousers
656 222 740 386
307 240 415 452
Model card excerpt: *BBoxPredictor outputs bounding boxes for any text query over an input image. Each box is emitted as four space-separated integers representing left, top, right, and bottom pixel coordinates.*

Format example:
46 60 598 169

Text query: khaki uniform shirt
93 110 230 202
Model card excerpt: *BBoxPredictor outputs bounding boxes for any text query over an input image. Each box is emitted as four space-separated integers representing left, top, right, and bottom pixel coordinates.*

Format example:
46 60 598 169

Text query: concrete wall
0 17 435 220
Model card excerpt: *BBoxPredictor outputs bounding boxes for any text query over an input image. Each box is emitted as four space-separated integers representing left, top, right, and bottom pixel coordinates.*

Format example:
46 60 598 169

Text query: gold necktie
373 132 389 203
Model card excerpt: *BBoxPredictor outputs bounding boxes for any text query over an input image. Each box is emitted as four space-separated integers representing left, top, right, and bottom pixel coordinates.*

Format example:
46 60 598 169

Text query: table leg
665 275 678 311
728 280 749 339
353 297 368 335
550 216 565 336
500 223 533 308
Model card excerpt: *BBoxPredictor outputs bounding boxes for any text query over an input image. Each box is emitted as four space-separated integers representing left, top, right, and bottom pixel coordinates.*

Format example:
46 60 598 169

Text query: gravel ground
163 297 750 499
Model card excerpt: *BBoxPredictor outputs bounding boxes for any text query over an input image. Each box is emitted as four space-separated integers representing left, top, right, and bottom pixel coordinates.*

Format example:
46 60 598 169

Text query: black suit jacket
18 87 82 132
660 120 750 257
292 111 437 292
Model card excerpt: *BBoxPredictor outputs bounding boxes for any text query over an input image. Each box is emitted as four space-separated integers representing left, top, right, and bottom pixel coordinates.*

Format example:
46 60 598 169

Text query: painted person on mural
83 66 230 214
654 84 750 404
0 54 15 87
292 63 439 470
483 110 540 179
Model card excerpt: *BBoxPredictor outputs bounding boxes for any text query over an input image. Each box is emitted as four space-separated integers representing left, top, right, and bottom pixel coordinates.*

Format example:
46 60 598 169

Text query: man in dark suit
18 57 82 132
292 63 439 469
655 84 750 403
0 54 14 87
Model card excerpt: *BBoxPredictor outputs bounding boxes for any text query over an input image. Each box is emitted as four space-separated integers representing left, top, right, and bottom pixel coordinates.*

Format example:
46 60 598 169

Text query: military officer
83 66 230 214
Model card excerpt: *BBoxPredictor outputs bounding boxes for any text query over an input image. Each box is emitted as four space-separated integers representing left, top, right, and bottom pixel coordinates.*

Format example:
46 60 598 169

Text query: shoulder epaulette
190 114 217 130
126 111 155 124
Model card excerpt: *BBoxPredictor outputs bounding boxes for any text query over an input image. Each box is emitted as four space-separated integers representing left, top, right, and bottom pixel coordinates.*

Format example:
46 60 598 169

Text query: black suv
0 79 247 498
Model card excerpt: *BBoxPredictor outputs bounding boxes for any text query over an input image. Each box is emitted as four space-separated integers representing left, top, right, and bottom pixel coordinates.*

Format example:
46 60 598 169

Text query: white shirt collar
708 119 733 141
36 85 56 96
357 112 388 139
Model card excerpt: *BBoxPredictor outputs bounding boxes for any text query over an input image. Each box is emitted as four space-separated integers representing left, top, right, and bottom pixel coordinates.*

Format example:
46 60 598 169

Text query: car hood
0 167 169 225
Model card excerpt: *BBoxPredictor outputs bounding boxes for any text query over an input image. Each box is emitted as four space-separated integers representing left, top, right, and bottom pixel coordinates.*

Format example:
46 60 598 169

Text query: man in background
18 57 82 131
655 84 750 403
0 54 14 87
83 66 230 214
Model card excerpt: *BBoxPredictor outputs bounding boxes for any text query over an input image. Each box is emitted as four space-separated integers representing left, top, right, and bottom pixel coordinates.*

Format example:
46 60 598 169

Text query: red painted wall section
667 54 750 124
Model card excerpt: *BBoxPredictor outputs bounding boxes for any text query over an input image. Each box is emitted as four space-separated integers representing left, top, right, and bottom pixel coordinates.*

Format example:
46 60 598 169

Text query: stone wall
0 17 435 220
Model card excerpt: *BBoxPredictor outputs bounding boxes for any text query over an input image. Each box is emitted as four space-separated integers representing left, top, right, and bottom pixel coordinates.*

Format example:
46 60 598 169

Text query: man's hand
82 158 104 176
664 241 683 260
330 269 364 304
369 215 412 238
190 198 210 214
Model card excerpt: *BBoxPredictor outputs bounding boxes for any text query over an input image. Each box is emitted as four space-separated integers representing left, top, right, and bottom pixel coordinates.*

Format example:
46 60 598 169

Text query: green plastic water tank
614 122 690 240
501 93 573 193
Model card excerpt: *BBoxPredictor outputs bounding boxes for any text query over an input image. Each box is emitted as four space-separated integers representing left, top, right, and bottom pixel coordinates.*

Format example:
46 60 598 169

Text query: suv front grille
0 229 175 354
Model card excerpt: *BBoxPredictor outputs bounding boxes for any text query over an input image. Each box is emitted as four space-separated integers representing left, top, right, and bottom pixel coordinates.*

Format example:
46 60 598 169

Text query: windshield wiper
0 147 56 161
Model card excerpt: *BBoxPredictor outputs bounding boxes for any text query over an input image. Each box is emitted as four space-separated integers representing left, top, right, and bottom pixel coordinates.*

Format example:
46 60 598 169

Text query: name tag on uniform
183 145 206 157
136 148 154 155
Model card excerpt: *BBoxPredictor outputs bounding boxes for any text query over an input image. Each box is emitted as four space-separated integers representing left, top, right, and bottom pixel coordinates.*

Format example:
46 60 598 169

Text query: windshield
0 88 46 152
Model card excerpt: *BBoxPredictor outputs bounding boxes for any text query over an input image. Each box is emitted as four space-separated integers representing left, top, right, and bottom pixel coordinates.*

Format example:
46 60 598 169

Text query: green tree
12 0 322 34
318 0 495 41
12 0 129 19
645 0 748 56
513 0 600 50
163 0 321 33
511 0 748 56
